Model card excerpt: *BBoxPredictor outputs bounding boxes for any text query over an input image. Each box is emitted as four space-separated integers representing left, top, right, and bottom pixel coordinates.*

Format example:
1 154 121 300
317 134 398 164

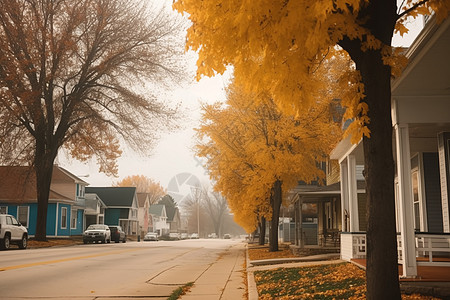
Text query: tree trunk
269 180 282 252
360 51 401 300
34 140 58 241
337 1 401 298
259 216 266 245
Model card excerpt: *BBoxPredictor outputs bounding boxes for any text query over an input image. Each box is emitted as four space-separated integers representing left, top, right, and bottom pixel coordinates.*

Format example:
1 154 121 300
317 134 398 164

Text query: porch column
438 132 450 232
340 159 349 232
294 200 299 246
395 123 417 277
348 155 359 232
298 199 304 247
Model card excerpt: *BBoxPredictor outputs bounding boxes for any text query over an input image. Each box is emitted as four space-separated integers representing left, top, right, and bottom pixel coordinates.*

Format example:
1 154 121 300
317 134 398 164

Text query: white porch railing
342 232 450 266
414 233 450 266
341 232 366 260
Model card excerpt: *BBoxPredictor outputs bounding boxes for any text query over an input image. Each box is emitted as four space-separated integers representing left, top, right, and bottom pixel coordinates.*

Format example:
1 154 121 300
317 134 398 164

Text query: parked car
0 214 28 250
109 225 126 243
223 233 231 239
180 233 189 239
144 232 158 241
83 224 111 244
190 233 199 239
169 232 180 240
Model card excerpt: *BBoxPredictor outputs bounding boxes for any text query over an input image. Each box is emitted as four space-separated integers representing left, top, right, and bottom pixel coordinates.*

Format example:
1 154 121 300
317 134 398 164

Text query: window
61 207 67 229
71 209 77 229
0 206 7 214
18 206 29 227
76 184 85 198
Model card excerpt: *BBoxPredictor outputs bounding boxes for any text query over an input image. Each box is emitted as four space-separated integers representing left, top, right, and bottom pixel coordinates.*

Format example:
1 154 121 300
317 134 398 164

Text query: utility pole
197 196 200 236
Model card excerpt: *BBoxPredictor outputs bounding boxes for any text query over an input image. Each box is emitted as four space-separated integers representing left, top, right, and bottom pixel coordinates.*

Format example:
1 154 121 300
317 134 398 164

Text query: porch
352 258 450 281
290 182 343 253
341 232 450 270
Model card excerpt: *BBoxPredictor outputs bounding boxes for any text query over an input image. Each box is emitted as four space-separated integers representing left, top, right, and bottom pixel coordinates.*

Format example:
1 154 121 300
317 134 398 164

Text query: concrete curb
246 244 259 300
249 253 340 267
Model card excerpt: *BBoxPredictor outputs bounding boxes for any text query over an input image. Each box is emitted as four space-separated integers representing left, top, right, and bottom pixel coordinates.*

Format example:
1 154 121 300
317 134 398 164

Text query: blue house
85 187 139 236
0 166 88 237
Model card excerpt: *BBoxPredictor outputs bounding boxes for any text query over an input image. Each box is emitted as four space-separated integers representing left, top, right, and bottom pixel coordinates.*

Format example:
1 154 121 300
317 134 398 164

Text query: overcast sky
58 5 424 198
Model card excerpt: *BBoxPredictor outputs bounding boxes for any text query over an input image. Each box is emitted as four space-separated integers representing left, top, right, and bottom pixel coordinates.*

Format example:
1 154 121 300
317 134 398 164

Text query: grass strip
254 262 440 300
167 282 194 300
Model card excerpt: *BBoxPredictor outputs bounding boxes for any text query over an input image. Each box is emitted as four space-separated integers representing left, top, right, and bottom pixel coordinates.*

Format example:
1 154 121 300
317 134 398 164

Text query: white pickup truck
0 214 28 250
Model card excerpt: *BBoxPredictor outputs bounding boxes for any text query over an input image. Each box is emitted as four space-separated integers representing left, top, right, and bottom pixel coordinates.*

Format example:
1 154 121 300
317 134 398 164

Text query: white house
137 193 151 236
331 14 450 277
149 204 170 236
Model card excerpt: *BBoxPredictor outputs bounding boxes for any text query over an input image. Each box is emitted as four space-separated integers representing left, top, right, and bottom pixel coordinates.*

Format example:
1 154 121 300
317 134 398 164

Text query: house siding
341 233 353 260
46 203 57 236
120 208 129 219
105 208 121 225
327 159 341 185
27 204 38 235
51 182 77 202
423 152 444 232
0 203 84 237
358 193 367 231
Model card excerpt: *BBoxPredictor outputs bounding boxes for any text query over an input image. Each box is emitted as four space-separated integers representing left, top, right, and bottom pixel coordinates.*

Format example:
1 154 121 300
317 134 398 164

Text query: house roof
291 181 366 203
85 187 136 207
149 204 166 217
158 195 178 222
52 166 89 185
137 193 148 207
0 165 79 203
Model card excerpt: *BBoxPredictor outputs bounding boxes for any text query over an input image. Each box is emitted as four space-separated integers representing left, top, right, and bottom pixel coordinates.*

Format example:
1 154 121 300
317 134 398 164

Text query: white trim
0 206 7 214
17 206 29 228
340 159 349 232
417 153 428 232
71 209 77 229
395 124 418 277
392 16 449 93
61 206 67 229
348 155 359 232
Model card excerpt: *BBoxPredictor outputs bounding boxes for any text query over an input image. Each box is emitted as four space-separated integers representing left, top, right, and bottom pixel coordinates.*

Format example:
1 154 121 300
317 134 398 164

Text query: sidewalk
176 242 450 299
180 242 247 300
178 242 342 300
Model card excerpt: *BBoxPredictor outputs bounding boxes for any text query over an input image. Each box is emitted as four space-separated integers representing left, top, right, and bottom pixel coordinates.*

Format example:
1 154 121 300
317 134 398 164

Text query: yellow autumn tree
197 80 341 251
174 0 450 297
114 175 166 204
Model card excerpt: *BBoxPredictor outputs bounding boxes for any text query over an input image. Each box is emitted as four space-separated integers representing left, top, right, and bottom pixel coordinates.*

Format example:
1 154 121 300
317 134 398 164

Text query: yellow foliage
174 0 450 144
196 77 342 231
66 122 122 177
114 175 166 203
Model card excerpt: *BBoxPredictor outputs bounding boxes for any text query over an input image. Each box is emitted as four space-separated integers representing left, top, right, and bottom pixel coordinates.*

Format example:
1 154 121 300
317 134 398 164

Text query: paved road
0 238 241 299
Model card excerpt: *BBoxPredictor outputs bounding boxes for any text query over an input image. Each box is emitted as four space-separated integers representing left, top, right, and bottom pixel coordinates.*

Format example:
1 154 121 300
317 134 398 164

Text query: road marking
0 248 142 272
